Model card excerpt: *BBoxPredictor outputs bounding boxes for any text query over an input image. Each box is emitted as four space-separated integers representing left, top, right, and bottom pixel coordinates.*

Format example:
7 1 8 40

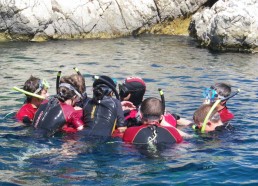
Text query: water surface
0 35 258 185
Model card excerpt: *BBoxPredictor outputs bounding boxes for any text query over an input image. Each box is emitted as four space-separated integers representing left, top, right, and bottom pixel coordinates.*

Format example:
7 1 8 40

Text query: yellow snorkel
73 67 82 75
158 88 165 114
201 100 221 133
13 79 49 100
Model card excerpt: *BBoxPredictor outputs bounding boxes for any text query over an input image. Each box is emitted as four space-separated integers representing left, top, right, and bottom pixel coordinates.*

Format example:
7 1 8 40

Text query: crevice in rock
114 0 128 30
203 0 218 8
153 0 161 23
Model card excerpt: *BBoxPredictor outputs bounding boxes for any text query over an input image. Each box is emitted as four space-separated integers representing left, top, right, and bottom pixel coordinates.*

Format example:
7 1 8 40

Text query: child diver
15 76 49 124
203 82 239 123
193 103 234 133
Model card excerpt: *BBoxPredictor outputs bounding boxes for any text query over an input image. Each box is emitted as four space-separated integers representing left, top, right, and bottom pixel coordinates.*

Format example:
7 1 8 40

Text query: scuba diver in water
192 103 234 133
123 97 183 144
119 77 191 128
32 73 85 137
119 77 146 127
203 82 239 123
83 75 126 137
15 76 49 124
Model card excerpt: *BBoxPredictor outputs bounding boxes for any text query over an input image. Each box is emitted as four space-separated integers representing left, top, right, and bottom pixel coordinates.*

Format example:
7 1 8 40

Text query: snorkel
73 67 82 76
158 88 165 114
194 88 240 133
56 71 62 94
201 100 221 133
13 79 50 100
220 89 240 102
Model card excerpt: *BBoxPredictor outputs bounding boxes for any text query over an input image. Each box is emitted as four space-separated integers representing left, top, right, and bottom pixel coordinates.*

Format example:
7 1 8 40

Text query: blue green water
0 35 258 185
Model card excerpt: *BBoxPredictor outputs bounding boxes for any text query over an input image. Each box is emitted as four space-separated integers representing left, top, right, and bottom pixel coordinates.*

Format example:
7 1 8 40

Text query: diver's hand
121 101 136 111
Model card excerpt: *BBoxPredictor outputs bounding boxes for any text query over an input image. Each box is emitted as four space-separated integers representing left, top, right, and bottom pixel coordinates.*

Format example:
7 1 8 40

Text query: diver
119 77 191 128
119 77 146 127
192 103 234 133
83 75 126 137
15 76 49 124
203 82 239 123
123 97 184 144
32 74 85 137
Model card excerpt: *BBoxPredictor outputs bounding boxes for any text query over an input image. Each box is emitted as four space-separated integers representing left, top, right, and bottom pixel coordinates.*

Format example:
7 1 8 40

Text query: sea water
0 35 258 185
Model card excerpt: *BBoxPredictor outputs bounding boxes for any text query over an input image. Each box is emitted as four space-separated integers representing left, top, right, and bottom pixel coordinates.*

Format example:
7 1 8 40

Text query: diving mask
34 79 50 94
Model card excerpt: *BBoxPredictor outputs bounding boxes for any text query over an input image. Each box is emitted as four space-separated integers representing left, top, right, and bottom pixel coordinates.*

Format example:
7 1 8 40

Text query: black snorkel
220 89 240 101
158 88 165 114
92 75 120 100
56 71 62 94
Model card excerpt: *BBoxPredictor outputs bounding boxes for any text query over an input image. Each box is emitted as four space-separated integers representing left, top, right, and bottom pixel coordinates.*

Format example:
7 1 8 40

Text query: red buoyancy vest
163 112 177 127
218 106 234 123
16 103 37 123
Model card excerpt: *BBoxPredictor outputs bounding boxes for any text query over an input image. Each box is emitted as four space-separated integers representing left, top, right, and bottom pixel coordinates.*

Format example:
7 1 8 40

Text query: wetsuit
123 124 183 144
16 103 37 124
218 106 234 123
32 97 84 137
83 96 125 136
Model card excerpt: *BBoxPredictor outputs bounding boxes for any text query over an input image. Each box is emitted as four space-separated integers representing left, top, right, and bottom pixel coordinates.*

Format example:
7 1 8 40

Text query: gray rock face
189 0 258 52
0 0 207 41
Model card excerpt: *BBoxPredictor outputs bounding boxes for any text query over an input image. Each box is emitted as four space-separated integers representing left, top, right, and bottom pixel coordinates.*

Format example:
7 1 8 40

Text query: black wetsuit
83 96 125 136
32 98 83 137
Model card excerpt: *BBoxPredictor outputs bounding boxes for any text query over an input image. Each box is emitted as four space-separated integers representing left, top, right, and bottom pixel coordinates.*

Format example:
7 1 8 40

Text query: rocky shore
0 0 257 52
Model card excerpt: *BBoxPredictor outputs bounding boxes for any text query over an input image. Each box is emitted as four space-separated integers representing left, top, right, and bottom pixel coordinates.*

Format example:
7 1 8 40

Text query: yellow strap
91 105 96 119
111 119 117 134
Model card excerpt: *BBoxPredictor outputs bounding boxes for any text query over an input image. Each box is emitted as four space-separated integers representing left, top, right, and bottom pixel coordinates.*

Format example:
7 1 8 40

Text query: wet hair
70 74 86 95
193 104 219 125
140 97 164 121
58 74 85 102
213 83 231 98
120 77 146 107
23 75 41 103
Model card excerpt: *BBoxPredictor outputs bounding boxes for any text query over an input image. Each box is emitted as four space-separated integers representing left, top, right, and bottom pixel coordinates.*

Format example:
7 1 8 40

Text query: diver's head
140 97 164 124
92 75 116 101
119 77 146 107
203 82 232 105
69 74 86 96
193 104 223 132
213 83 231 98
23 76 49 103
58 74 83 105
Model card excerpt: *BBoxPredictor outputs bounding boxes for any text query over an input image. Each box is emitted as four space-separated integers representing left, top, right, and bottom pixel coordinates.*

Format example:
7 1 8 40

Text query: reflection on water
0 35 258 185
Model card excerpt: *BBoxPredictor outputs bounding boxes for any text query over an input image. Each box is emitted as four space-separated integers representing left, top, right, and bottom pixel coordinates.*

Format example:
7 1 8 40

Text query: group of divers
13 67 240 145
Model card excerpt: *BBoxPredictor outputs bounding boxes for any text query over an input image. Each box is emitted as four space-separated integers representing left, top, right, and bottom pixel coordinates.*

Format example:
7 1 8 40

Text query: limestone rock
189 0 258 52
0 0 209 41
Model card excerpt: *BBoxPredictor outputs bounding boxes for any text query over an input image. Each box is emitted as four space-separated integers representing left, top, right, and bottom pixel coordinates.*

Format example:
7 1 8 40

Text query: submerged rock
0 0 208 41
189 0 258 53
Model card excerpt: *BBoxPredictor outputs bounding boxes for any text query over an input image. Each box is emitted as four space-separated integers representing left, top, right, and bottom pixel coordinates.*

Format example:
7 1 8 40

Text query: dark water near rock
0 35 258 185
